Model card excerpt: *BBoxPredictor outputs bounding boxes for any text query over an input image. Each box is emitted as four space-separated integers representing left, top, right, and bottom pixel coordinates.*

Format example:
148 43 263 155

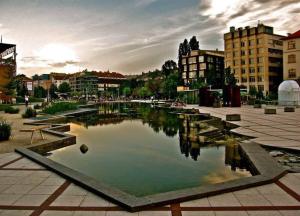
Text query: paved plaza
0 152 299 216
187 105 300 151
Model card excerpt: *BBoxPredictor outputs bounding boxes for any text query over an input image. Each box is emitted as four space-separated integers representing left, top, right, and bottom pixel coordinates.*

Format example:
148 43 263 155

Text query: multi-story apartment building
224 23 285 94
283 30 300 81
69 72 98 93
181 49 224 88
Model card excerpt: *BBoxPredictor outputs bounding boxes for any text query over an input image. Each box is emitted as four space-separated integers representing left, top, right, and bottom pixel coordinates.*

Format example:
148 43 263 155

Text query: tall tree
189 36 199 50
58 82 71 93
162 60 177 77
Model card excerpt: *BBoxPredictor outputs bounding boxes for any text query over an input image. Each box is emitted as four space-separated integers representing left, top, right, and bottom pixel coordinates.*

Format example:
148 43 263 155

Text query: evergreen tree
162 60 177 77
189 36 199 50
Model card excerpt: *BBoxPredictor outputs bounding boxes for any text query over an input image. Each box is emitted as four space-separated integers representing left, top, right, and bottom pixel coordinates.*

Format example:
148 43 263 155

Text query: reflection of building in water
179 115 202 161
225 142 248 171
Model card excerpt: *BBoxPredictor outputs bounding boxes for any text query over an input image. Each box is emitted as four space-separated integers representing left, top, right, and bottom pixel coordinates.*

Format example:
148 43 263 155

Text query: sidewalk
186 105 300 151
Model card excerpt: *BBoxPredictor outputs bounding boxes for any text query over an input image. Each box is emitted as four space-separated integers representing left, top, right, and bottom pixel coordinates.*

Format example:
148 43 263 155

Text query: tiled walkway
187 105 300 151
0 153 299 216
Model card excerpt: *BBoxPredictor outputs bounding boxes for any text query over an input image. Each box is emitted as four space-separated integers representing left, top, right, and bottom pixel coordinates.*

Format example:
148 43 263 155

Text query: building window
288 69 296 78
241 77 247 83
207 56 214 63
288 41 296 50
288 54 296 63
241 41 246 47
182 72 186 79
258 67 264 73
249 58 255 65
241 50 246 56
257 38 263 45
258 76 264 82
241 68 246 74
189 71 197 79
249 40 255 46
199 56 204 62
257 57 263 64
258 85 264 91
249 49 254 55
241 59 246 65
249 76 255 82
249 67 255 74
257 48 264 54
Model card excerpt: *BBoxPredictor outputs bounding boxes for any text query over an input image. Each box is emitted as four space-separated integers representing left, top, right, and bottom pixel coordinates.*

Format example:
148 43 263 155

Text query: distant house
32 74 52 90
50 73 70 87
282 30 300 82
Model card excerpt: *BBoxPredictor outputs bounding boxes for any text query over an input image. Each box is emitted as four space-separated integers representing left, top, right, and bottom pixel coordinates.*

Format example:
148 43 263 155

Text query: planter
264 108 276 114
226 114 241 121
284 107 295 112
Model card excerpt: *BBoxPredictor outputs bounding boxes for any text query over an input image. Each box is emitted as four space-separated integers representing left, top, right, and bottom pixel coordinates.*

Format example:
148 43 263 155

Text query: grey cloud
48 60 79 68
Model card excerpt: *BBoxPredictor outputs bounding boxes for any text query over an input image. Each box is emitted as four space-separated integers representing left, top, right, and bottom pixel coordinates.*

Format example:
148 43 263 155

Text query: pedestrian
25 95 29 107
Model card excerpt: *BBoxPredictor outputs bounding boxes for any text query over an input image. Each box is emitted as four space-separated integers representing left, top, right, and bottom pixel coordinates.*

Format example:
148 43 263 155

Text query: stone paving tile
40 211 74 216
40 177 65 186
234 194 272 206
215 212 248 216
80 192 116 207
0 194 23 205
256 184 286 195
61 183 89 196
17 176 47 185
138 211 171 216
2 184 37 194
105 211 139 216
4 158 45 169
73 211 106 216
28 184 60 195
0 210 33 216
247 211 281 216
0 176 22 185
13 194 49 206
50 195 85 206
279 210 300 216
279 174 300 194
181 197 211 207
208 193 241 207
182 211 215 216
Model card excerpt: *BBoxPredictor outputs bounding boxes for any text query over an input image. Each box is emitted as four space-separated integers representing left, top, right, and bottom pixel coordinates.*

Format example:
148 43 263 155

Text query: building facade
50 73 70 87
181 50 224 88
283 30 300 81
224 23 284 94
69 72 98 93
0 42 16 93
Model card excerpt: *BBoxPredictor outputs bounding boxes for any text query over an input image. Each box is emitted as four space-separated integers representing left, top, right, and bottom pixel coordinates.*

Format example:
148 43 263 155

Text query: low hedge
42 102 78 114
16 96 44 103
4 106 20 114
0 104 10 111
0 120 11 141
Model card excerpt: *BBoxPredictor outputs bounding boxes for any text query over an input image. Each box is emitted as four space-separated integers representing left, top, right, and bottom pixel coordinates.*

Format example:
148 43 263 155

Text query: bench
20 125 50 144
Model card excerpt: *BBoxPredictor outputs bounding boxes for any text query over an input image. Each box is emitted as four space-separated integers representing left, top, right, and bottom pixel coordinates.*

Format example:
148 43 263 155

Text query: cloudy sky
0 0 299 76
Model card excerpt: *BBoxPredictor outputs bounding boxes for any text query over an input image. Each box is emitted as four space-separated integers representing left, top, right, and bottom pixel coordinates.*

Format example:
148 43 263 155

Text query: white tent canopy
278 80 300 106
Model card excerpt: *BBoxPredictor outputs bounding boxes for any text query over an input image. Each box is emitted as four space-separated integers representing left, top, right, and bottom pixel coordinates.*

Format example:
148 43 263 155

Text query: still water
49 103 251 197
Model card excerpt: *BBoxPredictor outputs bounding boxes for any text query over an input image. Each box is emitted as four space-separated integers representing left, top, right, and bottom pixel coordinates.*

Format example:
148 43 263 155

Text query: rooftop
283 29 300 40
0 42 16 55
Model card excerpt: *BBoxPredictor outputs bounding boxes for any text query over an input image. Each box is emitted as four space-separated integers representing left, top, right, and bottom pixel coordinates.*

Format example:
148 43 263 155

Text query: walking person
25 95 29 107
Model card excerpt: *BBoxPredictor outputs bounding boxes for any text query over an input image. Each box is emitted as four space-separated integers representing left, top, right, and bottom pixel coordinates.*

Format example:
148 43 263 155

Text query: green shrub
4 106 20 114
22 107 37 118
42 102 78 114
0 120 11 141
0 104 10 111
33 104 41 109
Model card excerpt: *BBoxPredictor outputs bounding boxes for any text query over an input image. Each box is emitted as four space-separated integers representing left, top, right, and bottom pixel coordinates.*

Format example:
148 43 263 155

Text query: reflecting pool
48 103 251 197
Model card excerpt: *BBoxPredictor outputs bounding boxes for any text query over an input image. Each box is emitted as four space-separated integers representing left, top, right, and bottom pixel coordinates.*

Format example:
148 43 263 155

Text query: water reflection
69 103 248 171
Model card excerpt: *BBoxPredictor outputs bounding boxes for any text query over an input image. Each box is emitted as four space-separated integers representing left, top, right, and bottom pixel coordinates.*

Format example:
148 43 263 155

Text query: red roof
283 30 300 40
